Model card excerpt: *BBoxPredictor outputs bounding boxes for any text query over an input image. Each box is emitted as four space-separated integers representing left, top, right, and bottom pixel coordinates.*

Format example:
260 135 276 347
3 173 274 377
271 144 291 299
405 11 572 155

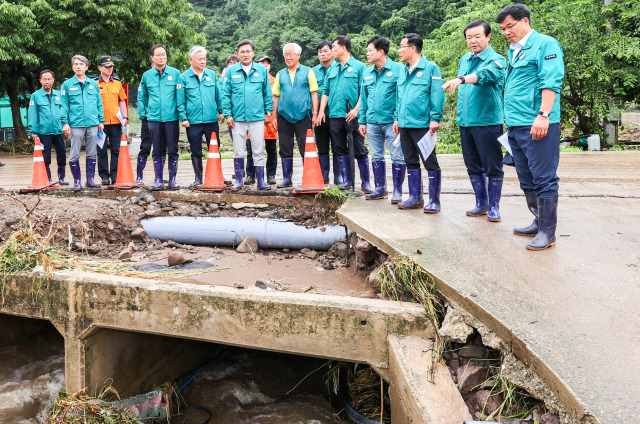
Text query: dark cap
98 56 114 67
256 55 271 63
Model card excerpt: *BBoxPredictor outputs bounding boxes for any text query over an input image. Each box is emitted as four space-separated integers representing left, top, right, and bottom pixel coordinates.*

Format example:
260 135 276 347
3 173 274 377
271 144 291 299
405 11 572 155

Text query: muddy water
0 330 65 423
0 331 343 423
180 347 343 424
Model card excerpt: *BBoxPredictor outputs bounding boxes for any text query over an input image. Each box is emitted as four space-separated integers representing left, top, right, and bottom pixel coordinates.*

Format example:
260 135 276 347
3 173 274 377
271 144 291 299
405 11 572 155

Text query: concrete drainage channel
0 189 563 423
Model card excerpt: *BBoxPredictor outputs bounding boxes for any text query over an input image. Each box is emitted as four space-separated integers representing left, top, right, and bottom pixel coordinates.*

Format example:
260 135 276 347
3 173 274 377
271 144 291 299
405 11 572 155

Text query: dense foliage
0 0 205 138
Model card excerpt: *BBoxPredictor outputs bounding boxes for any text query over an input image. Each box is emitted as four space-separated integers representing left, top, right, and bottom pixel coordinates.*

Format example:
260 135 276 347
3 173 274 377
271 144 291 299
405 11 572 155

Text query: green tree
0 0 204 140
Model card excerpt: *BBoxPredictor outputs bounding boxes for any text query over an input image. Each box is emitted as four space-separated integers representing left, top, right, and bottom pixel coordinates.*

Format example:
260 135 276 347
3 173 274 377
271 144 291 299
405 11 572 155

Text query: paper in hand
392 135 400 147
97 129 106 149
497 132 512 155
417 131 437 160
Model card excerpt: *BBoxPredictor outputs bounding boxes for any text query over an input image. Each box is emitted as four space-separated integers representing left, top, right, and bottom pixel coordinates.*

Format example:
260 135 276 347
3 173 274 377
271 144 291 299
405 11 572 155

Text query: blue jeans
508 123 560 197
367 123 404 164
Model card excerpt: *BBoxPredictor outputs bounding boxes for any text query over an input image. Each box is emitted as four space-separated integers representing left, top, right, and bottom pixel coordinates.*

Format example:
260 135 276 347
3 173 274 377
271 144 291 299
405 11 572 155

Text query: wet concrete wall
0 270 431 398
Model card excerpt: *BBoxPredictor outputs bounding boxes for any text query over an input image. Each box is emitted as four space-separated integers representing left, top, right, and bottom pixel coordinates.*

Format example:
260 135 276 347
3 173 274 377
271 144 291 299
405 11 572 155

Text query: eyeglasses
500 19 522 33
398 44 412 50
238 50 253 55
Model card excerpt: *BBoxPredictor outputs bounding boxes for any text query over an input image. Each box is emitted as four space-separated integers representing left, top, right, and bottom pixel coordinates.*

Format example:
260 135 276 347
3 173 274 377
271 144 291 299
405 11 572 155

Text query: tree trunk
5 83 27 140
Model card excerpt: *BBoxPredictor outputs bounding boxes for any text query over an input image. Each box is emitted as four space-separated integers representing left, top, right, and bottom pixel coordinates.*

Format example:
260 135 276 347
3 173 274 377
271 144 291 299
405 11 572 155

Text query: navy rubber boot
136 156 147 185
466 174 489 216
487 177 503 222
162 156 168 183
391 164 406 204
191 156 203 187
319 155 330 184
231 158 245 192
423 170 441 214
45 165 52 183
526 196 558 251
256 166 271 190
357 158 373 194
152 157 164 191
514 190 539 236
366 161 388 200
168 156 180 190
277 158 293 188
332 155 342 185
337 156 353 190
69 160 82 191
398 168 424 209
85 158 101 188
58 165 69 185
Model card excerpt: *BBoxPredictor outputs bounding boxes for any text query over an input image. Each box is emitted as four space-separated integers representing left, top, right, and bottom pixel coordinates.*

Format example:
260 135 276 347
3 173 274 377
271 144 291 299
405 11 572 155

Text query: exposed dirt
0 190 383 297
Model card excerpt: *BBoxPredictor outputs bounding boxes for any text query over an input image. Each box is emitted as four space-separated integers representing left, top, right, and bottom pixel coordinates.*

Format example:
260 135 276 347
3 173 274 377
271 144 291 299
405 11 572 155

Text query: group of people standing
25 3 563 250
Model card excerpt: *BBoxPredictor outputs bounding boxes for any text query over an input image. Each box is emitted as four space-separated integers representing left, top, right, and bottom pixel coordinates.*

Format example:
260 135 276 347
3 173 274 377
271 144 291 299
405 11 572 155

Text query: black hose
169 405 212 424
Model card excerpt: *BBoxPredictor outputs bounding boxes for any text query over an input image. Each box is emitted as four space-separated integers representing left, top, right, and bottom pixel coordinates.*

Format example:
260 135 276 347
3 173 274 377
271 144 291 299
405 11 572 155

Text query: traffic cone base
195 132 228 192
20 183 60 194
20 136 60 194
293 129 329 194
107 134 142 190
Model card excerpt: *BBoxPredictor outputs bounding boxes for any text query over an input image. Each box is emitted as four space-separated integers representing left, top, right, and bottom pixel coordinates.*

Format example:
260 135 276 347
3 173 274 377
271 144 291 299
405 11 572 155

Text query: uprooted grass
372 255 446 381
42 382 178 424
0 226 232 305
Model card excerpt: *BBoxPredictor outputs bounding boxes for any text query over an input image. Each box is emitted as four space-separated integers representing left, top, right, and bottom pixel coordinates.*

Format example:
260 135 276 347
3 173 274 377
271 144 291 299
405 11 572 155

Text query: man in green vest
178 45 224 187
272 43 319 188
312 41 341 185
393 33 444 213
60 55 105 190
28 69 69 185
221 39 274 191
442 20 506 222
315 36 371 193
358 35 405 202
138 44 182 190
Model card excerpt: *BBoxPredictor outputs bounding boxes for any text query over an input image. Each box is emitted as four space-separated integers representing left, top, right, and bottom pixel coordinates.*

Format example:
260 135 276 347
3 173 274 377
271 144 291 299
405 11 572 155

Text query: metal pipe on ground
141 216 349 250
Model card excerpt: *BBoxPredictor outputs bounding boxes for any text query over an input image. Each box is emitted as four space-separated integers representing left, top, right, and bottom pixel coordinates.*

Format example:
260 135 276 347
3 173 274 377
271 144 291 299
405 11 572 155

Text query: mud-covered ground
0 190 382 297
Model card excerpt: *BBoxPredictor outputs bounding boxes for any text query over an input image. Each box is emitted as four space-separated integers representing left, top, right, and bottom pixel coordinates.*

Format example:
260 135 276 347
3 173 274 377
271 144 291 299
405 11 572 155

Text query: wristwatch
458 76 466 84
538 110 550 117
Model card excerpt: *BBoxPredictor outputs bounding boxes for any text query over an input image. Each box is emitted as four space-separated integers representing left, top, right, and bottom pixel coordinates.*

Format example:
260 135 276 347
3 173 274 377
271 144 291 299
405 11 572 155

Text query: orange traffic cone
107 134 141 190
292 129 329 194
194 132 227 191
20 136 59 193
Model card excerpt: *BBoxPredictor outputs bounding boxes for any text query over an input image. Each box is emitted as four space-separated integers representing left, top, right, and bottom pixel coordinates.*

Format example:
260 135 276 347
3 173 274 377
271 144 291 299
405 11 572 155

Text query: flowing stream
0 329 343 423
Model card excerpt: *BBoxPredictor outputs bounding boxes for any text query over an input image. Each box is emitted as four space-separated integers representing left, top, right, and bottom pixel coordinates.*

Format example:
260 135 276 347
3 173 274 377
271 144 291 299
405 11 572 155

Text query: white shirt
192 68 204 81
510 30 534 62
242 64 252 75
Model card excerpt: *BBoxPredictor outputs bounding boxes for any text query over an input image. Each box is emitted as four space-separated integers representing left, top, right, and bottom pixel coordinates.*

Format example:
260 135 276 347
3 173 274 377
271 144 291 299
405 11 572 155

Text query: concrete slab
388 334 472 424
337 152 640 424
0 270 431 394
